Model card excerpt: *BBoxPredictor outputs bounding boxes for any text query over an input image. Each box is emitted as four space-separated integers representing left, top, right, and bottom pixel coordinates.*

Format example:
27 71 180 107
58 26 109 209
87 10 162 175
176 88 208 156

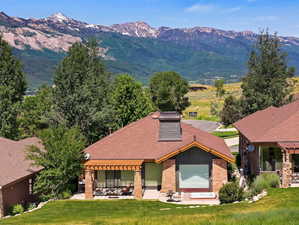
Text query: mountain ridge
1 11 299 88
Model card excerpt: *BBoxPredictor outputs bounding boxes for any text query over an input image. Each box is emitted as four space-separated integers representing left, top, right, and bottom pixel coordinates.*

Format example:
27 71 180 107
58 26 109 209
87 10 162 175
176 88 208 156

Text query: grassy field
183 77 299 121
1 188 299 225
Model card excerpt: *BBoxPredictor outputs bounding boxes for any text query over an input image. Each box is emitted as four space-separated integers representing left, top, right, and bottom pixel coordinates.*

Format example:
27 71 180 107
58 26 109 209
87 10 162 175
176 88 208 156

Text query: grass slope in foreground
1 188 299 225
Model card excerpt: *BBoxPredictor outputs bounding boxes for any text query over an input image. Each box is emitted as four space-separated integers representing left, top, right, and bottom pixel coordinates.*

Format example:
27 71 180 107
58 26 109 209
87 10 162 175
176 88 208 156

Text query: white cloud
184 3 215 13
223 7 241 13
184 4 241 14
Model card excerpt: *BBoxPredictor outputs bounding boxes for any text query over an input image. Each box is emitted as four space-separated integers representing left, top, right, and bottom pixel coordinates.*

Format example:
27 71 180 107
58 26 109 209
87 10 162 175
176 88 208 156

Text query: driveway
182 120 220 133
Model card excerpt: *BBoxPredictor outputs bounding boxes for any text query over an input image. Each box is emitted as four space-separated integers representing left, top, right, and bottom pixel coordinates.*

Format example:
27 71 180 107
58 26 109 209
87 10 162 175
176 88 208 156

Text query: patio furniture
166 190 175 202
121 184 133 196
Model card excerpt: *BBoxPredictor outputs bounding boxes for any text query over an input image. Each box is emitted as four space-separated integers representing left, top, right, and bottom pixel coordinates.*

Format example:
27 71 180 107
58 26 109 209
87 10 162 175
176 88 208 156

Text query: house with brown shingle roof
83 112 234 200
0 137 42 217
234 100 299 188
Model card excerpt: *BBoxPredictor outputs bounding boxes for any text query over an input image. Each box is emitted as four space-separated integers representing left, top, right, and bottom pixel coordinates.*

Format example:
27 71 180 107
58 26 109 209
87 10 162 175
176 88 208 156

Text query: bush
59 190 72 199
27 202 37 211
10 204 24 215
251 173 280 195
219 182 243 204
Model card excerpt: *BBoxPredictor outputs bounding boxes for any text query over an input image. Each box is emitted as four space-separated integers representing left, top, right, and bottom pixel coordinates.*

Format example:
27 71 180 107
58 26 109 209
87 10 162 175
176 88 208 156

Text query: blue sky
2 0 298 36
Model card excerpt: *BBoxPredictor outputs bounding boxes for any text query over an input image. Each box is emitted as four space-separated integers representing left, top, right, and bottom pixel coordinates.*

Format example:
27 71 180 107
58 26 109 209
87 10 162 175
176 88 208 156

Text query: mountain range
1 12 299 88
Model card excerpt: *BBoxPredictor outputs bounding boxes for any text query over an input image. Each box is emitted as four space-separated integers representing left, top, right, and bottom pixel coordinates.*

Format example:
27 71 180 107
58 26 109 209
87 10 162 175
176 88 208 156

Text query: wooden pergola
84 160 144 199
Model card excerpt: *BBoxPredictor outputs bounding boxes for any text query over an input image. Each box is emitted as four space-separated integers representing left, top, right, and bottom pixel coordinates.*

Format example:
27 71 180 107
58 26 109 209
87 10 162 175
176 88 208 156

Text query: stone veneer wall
212 159 228 193
160 159 176 193
134 170 143 199
84 170 93 199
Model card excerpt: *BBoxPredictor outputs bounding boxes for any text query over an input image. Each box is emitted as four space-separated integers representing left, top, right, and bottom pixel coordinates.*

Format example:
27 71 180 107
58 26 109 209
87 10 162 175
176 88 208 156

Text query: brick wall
212 159 228 193
161 159 176 193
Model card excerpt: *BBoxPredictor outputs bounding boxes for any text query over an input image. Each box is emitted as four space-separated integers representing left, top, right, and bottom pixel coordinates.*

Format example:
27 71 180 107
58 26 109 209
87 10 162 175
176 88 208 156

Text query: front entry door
293 155 299 173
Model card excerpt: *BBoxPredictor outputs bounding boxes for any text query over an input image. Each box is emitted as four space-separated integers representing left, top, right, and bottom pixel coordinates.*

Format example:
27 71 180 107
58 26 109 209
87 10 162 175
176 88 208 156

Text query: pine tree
111 74 154 127
0 86 18 139
53 40 116 144
0 36 26 103
0 36 26 139
221 95 243 126
241 31 295 116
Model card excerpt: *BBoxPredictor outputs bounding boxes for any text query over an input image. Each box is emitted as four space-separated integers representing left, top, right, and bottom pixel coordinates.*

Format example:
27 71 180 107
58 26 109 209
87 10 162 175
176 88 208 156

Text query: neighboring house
234 100 299 188
0 137 42 217
83 112 234 200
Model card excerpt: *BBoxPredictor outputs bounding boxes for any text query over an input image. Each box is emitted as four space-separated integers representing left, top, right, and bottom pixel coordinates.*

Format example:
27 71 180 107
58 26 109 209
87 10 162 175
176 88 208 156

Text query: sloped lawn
1 188 299 225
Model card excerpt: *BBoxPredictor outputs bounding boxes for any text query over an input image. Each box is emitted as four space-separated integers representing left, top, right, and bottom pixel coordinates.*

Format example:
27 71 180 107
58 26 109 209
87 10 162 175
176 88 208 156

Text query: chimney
158 112 182 141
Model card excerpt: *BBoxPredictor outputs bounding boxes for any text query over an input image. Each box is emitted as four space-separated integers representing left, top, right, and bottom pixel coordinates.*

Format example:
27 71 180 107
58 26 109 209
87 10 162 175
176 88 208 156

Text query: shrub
59 190 72 199
251 173 280 195
10 204 24 215
27 202 37 211
219 182 244 204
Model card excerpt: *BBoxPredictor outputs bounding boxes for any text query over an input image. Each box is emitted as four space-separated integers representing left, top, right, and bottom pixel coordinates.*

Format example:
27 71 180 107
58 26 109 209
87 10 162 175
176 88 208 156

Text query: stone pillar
161 159 176 193
282 151 292 188
85 169 94 199
0 188 3 218
212 159 228 193
134 170 143 199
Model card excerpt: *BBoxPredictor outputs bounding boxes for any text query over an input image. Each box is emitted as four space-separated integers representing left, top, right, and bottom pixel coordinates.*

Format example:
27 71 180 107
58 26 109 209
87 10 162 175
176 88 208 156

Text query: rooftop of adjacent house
0 137 43 187
234 100 299 143
84 112 234 162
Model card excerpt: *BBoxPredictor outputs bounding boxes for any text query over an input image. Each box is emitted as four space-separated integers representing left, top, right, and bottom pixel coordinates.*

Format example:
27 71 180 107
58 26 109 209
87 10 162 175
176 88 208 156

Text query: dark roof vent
159 112 182 141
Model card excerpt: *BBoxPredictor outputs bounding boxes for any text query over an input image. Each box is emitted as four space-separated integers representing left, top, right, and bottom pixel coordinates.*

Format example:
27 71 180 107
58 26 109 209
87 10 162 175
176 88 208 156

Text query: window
105 171 121 187
260 146 282 171
29 178 33 195
179 164 209 189
188 112 198 118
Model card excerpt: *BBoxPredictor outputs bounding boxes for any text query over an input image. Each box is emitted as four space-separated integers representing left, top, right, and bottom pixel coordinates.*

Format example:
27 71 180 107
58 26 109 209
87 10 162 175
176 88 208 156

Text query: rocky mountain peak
111 21 158 38
47 12 71 22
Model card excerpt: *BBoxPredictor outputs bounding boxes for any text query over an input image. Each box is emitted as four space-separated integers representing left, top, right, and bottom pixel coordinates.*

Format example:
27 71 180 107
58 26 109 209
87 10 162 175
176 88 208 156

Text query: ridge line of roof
84 112 156 152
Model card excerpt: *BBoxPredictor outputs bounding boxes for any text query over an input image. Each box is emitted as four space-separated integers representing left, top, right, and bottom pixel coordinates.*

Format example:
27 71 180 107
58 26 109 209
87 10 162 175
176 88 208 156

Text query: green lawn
212 131 239 139
1 188 299 225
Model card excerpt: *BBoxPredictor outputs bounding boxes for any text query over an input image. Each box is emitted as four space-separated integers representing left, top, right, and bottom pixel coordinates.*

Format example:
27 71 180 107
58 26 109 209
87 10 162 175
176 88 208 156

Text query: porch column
212 159 228 193
85 169 94 199
161 159 176 193
282 150 292 188
134 170 142 199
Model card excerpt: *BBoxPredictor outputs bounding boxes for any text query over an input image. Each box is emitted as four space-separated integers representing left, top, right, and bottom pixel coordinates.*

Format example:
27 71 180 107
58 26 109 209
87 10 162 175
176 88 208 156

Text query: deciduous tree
27 126 86 200
111 74 154 127
18 86 53 137
149 71 190 113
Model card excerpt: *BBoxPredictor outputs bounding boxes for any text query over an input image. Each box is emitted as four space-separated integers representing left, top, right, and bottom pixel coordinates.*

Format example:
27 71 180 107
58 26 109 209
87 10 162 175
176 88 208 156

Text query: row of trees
0 37 190 199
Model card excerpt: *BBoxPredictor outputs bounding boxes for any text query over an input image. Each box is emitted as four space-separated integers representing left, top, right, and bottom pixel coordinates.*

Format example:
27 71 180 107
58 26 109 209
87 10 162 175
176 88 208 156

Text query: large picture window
179 164 209 189
260 146 282 171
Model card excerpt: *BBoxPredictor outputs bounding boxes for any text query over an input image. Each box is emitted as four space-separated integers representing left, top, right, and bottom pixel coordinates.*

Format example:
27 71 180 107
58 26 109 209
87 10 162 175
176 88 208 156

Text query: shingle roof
234 100 299 143
0 137 43 187
84 112 233 162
